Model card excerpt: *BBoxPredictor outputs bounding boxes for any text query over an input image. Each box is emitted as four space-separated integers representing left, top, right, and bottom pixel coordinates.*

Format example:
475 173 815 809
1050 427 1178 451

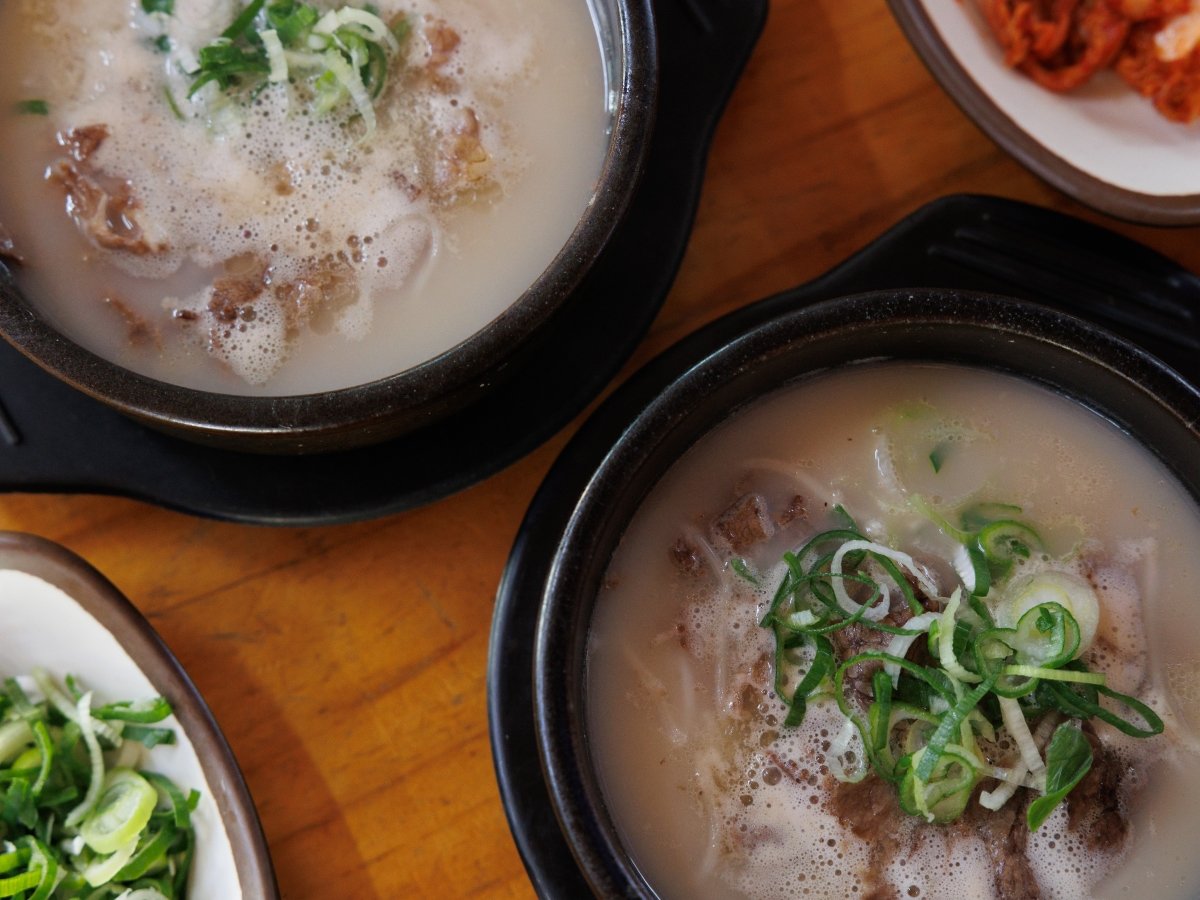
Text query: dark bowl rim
0 0 659 448
886 0 1200 227
527 288 1200 896
0 530 279 899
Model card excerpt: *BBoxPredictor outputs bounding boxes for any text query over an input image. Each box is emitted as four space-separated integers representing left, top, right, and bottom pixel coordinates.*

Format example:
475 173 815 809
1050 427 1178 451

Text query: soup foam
586 363 1200 899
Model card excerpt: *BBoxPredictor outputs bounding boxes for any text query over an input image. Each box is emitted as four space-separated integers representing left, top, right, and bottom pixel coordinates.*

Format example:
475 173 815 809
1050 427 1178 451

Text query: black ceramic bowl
0 0 656 454
495 288 1200 896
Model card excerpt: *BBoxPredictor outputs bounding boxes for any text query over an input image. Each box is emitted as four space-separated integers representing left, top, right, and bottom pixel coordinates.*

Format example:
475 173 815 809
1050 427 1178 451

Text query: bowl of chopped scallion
0 532 277 899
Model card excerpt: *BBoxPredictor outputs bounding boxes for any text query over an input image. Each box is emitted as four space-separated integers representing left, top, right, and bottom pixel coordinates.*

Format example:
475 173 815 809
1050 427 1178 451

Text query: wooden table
3 1 1199 896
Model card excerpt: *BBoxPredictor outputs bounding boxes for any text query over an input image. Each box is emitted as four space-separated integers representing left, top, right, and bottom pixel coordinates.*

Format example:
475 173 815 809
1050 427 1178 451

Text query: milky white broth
586 363 1200 900
0 0 607 394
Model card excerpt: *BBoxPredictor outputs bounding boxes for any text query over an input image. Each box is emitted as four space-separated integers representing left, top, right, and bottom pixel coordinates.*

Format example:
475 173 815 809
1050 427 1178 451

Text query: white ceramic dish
0 532 277 898
889 0 1200 224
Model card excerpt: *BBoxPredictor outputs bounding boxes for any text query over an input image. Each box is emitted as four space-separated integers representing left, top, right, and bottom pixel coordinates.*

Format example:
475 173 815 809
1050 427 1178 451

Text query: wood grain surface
4 0 1200 897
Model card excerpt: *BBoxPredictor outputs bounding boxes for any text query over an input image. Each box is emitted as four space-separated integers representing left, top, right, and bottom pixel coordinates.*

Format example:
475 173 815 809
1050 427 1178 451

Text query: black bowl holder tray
491 190 1200 897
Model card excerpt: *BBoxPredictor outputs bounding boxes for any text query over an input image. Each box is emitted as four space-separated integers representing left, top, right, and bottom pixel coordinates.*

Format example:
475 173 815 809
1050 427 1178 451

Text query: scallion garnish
14 100 48 116
0 670 197 894
163 85 185 121
1026 723 1092 830
760 503 1163 830
730 558 759 586
929 443 948 473
182 0 408 136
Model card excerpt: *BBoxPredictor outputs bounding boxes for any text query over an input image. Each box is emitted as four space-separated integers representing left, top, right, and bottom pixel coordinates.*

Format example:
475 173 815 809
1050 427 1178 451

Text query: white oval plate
0 532 277 899
889 0 1200 224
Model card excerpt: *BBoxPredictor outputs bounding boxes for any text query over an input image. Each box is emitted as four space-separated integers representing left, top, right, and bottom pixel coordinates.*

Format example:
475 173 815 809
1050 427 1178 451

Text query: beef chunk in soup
712 492 774 551
435 107 492 198
48 126 166 256
775 493 807 527
668 537 705 576
830 774 906 842
959 796 1043 900
102 296 159 349
1067 726 1129 851
417 16 461 71
274 254 360 333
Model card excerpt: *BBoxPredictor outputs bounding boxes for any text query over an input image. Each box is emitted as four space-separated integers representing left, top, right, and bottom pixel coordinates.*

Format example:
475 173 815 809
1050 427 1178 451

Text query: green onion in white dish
0 671 197 898
0 534 276 899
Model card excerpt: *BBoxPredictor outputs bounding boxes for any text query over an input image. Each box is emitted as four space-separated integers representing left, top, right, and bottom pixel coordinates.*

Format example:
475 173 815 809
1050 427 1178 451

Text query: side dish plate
0 532 278 899
888 0 1200 224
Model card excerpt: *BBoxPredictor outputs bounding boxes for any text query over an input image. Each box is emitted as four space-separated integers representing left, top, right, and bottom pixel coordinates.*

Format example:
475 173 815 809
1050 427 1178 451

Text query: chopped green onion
774 632 834 727
0 867 41 895
64 692 104 828
321 46 376 134
903 744 978 823
913 674 996 782
114 824 176 880
1027 724 1092 830
762 501 1163 831
21 835 57 900
121 725 177 748
222 0 267 40
929 443 948 473
960 501 1025 531
0 673 196 892
0 721 34 762
0 848 30 876
262 28 289 81
999 571 1099 657
189 39 272 96
957 542 991 597
80 834 139 887
269 1 321 44
978 520 1041 576
80 769 158 854
14 100 49 116
92 697 172 724
163 86 185 120
730 558 759 586
936 588 981 684
1009 602 1079 669
1002 664 1105 685
187 0 405 130
28 722 52 797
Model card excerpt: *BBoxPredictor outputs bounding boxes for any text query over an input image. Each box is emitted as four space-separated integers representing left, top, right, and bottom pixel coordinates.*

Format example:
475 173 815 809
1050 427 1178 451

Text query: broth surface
587 363 1200 899
0 0 606 394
